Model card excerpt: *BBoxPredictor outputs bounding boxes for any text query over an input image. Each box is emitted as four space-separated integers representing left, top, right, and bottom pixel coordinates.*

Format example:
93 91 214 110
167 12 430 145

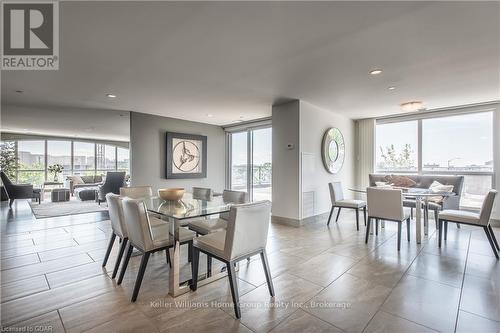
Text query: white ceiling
2 1 499 126
1 104 130 142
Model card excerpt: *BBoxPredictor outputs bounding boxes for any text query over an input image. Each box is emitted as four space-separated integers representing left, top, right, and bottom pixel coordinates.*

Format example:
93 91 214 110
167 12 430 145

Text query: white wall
299 101 355 218
130 112 226 193
271 101 301 220
271 100 355 223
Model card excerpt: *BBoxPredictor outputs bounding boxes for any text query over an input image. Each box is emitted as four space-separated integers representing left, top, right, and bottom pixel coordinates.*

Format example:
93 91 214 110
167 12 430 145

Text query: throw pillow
390 176 417 188
429 180 454 193
428 181 454 203
68 175 84 185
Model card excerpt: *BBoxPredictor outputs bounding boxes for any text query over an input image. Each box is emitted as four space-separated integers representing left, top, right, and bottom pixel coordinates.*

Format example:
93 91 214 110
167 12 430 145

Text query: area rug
29 198 108 218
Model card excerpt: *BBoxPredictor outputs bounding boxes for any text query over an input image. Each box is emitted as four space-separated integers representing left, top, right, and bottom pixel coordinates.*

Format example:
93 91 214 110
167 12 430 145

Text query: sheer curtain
355 118 375 197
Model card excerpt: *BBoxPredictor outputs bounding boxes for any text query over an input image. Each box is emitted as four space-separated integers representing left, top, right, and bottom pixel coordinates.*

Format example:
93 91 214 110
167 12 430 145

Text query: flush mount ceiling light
106 93 117 98
206 114 214 118
388 86 396 90
369 69 383 75
400 101 425 112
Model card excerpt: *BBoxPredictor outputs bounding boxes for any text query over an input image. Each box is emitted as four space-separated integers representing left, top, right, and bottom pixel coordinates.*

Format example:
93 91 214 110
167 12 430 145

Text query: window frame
225 121 272 202
9 138 129 185
375 120 419 173
375 108 495 210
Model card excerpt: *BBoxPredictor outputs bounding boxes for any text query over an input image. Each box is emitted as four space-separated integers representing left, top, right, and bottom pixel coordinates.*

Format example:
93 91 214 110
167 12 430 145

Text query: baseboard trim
271 214 500 228
271 215 301 227
271 212 330 227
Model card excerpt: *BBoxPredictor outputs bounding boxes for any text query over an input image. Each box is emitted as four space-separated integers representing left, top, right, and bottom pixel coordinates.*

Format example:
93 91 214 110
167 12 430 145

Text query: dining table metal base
414 196 431 244
168 240 234 297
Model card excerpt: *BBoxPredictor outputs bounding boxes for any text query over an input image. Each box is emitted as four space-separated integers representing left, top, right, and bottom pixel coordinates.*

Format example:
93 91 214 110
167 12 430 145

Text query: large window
6 139 129 186
375 111 494 209
230 132 248 193
47 140 72 179
97 144 116 170
117 147 130 172
422 112 493 172
73 142 95 174
228 126 272 201
376 121 418 172
252 128 272 201
17 141 45 187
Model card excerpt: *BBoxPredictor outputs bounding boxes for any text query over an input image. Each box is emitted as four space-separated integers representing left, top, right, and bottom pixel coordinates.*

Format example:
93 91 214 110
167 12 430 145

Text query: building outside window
17 141 45 187
5 139 129 186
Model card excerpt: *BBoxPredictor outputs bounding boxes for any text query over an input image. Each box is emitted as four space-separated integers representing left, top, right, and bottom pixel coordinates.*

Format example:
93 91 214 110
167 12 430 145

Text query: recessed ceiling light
400 101 425 112
369 69 383 75
106 93 117 98
206 114 213 118
388 86 396 90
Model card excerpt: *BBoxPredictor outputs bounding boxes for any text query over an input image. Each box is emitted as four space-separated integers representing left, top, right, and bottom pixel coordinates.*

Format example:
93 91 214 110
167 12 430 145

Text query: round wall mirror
321 127 345 174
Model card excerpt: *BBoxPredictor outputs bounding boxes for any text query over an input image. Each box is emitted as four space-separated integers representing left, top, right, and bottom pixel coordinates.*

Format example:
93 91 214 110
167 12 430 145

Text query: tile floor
1 200 499 333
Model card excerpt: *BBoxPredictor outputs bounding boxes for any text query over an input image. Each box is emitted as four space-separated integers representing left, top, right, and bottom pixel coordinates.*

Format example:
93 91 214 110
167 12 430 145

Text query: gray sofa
368 174 465 222
66 175 103 194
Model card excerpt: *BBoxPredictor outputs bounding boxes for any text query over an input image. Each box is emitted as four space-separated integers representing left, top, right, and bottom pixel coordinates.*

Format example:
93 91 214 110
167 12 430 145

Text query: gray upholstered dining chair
328 182 367 230
438 190 498 259
105 192 172 276
120 186 153 199
191 200 274 319
365 187 411 251
119 186 164 224
117 197 196 302
188 189 247 235
103 193 129 279
192 187 213 200
188 189 248 273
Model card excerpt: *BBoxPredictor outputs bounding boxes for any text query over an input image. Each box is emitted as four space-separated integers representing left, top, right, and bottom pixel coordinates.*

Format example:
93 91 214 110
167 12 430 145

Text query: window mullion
44 140 48 183
417 119 423 175
247 130 253 201
15 140 19 183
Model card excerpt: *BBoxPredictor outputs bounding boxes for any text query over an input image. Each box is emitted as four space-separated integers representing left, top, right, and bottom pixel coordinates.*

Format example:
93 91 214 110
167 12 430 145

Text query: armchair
1 171 40 208
96 172 126 205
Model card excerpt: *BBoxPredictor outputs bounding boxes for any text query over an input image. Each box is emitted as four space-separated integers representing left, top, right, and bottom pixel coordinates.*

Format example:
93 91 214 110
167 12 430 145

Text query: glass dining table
143 193 233 297
349 187 455 244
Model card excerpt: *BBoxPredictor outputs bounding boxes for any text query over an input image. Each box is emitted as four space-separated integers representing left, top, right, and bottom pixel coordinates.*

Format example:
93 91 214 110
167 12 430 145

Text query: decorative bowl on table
158 188 185 201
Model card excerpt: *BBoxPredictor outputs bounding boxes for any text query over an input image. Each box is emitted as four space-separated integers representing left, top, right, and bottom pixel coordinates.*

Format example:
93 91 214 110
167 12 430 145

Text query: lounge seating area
66 175 103 195
1 2 499 333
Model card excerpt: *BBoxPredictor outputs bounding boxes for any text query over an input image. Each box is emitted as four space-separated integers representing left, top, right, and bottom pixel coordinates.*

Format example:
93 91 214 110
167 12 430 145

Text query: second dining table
349 187 455 244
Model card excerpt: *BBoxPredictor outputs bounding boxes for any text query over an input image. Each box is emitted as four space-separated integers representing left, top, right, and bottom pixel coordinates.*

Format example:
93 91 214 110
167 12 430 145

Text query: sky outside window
422 112 493 170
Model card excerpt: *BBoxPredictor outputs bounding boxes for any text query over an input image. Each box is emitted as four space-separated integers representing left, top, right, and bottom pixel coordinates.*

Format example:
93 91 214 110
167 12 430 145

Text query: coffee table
42 182 64 202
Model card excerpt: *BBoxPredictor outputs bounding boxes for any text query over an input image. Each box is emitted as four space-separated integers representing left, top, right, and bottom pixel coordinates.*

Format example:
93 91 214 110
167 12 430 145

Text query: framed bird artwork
165 132 207 179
